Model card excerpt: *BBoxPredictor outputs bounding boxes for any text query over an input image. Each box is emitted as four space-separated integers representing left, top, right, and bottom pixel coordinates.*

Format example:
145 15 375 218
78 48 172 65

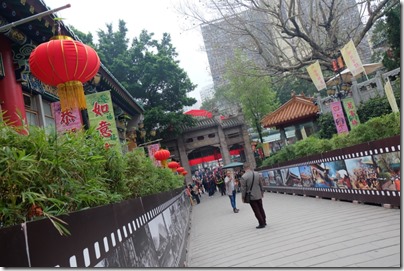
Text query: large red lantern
181 171 188 176
29 35 100 112
154 149 171 168
176 167 185 173
168 161 179 172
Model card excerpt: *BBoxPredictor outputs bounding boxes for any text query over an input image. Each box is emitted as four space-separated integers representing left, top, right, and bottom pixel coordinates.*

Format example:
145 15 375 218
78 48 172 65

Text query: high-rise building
201 1 372 93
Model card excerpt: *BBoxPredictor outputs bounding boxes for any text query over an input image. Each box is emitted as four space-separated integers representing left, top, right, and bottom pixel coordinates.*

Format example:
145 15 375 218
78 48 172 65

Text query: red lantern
176 167 185 173
29 35 100 112
154 149 171 168
181 171 188 176
168 161 179 172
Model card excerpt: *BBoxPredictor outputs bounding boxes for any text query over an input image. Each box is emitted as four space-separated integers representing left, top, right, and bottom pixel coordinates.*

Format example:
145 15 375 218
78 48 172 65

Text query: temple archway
187 146 221 172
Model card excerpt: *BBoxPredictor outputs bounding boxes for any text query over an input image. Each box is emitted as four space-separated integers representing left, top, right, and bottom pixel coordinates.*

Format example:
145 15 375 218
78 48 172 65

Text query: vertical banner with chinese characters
384 80 399 113
340 39 365 77
341 97 360 130
330 100 349 134
147 143 161 167
86 91 120 150
51 101 83 133
306 60 326 91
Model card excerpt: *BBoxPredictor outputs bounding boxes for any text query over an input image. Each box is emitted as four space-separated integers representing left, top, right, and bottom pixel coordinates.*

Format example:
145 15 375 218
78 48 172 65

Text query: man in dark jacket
240 162 267 229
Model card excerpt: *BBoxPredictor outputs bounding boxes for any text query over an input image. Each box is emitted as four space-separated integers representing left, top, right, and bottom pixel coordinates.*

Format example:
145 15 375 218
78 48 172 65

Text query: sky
44 0 213 108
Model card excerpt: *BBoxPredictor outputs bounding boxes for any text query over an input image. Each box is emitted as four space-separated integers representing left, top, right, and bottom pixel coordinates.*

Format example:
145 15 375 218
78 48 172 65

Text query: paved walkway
186 191 401 268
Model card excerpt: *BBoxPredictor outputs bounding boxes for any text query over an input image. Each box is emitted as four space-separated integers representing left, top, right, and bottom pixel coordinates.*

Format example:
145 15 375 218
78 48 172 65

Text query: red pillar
0 35 27 129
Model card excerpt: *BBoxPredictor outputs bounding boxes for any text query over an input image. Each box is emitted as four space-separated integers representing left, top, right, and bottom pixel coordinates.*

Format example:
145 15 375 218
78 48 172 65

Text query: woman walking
224 170 239 213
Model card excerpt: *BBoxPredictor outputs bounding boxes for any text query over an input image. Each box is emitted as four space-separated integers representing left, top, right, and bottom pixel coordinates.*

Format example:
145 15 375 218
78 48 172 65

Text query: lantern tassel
57 81 87 111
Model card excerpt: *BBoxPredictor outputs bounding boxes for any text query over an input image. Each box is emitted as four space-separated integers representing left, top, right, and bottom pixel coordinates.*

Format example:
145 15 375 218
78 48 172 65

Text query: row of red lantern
154 149 188 175
168 161 187 175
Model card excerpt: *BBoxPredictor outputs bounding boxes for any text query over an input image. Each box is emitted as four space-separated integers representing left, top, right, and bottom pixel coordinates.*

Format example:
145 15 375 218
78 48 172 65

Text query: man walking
224 170 239 213
240 162 267 229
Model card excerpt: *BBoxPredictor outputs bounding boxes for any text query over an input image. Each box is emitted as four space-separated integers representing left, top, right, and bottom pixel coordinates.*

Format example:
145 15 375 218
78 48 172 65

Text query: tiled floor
186 191 401 268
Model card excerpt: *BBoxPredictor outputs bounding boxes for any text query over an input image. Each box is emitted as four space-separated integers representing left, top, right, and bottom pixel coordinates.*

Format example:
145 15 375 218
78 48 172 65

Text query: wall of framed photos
259 136 400 206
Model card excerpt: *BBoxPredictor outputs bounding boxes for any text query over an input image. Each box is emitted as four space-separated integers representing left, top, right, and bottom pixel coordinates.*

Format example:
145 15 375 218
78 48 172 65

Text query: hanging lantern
176 167 185 173
181 170 188 176
154 149 171 168
29 35 100 112
168 161 179 172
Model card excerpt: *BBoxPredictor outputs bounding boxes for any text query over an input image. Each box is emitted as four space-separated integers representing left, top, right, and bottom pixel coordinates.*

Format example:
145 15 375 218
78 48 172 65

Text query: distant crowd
185 167 244 205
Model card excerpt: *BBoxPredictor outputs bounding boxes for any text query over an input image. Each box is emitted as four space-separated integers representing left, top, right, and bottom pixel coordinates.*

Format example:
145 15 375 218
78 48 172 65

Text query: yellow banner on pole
306 60 326 91
384 80 399 113
340 39 365 77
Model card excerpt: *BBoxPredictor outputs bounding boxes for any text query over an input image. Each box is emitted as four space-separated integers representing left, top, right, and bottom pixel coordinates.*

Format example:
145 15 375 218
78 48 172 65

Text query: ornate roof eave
180 116 245 132
261 94 319 128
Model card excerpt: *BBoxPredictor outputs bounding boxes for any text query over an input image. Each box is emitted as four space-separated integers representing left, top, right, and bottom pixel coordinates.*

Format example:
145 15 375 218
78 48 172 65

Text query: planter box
0 188 191 267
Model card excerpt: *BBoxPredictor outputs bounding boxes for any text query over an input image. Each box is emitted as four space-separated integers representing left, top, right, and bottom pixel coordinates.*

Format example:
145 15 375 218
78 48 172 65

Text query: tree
94 22 197 141
272 75 320 104
223 52 280 142
69 26 96 48
371 4 400 70
178 0 399 81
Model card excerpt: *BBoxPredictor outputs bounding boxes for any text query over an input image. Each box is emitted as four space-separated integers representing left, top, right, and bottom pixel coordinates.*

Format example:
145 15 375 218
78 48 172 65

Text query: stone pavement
185 191 401 268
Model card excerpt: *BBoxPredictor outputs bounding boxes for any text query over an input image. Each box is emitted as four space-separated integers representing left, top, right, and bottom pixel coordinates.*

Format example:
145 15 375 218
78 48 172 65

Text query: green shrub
262 112 400 167
0 122 183 232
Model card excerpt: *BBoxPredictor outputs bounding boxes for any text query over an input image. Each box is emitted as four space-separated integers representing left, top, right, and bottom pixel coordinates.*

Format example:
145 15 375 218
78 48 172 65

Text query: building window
186 138 194 143
197 136 204 141
43 100 55 131
208 133 215 138
23 93 39 126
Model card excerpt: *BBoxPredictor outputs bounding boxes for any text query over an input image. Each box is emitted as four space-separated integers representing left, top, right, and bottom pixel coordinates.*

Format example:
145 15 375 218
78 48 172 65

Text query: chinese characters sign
330 100 349 134
86 91 120 150
51 101 83 133
306 60 326 91
342 98 360 130
147 143 161 167
340 39 364 77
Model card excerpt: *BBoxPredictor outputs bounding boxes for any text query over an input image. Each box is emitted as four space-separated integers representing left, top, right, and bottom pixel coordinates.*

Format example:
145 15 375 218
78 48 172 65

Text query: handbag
244 172 255 203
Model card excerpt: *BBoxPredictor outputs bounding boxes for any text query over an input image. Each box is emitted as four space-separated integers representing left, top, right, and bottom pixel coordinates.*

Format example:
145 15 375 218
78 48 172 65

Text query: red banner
330 100 349 134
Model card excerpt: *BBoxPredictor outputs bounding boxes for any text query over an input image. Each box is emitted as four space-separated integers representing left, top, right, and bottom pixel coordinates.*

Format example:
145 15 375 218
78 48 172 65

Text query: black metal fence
0 188 191 267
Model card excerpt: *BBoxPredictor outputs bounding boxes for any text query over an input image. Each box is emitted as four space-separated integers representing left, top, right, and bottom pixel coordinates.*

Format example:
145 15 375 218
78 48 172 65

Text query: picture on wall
345 156 378 190
273 169 288 186
323 160 352 189
298 165 314 187
285 167 302 187
267 170 277 186
373 151 401 191
309 163 335 188
261 170 271 186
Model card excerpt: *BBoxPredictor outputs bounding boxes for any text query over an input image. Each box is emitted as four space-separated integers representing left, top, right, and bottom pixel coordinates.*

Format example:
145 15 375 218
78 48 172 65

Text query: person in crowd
224 170 239 213
208 174 216 196
185 185 195 206
216 172 226 196
240 162 267 229
188 184 200 204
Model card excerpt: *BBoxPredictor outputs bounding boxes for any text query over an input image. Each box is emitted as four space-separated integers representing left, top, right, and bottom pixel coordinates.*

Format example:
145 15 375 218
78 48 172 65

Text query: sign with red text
86 91 120 150
51 101 83 133
330 100 349 134
341 97 360 130
306 60 326 91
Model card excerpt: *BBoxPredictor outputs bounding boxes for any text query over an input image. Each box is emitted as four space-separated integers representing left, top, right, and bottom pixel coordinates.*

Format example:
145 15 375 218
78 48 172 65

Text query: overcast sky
44 0 213 107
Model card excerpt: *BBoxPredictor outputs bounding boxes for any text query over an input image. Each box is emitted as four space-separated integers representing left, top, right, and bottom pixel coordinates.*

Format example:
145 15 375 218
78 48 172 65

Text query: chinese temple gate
163 112 256 181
